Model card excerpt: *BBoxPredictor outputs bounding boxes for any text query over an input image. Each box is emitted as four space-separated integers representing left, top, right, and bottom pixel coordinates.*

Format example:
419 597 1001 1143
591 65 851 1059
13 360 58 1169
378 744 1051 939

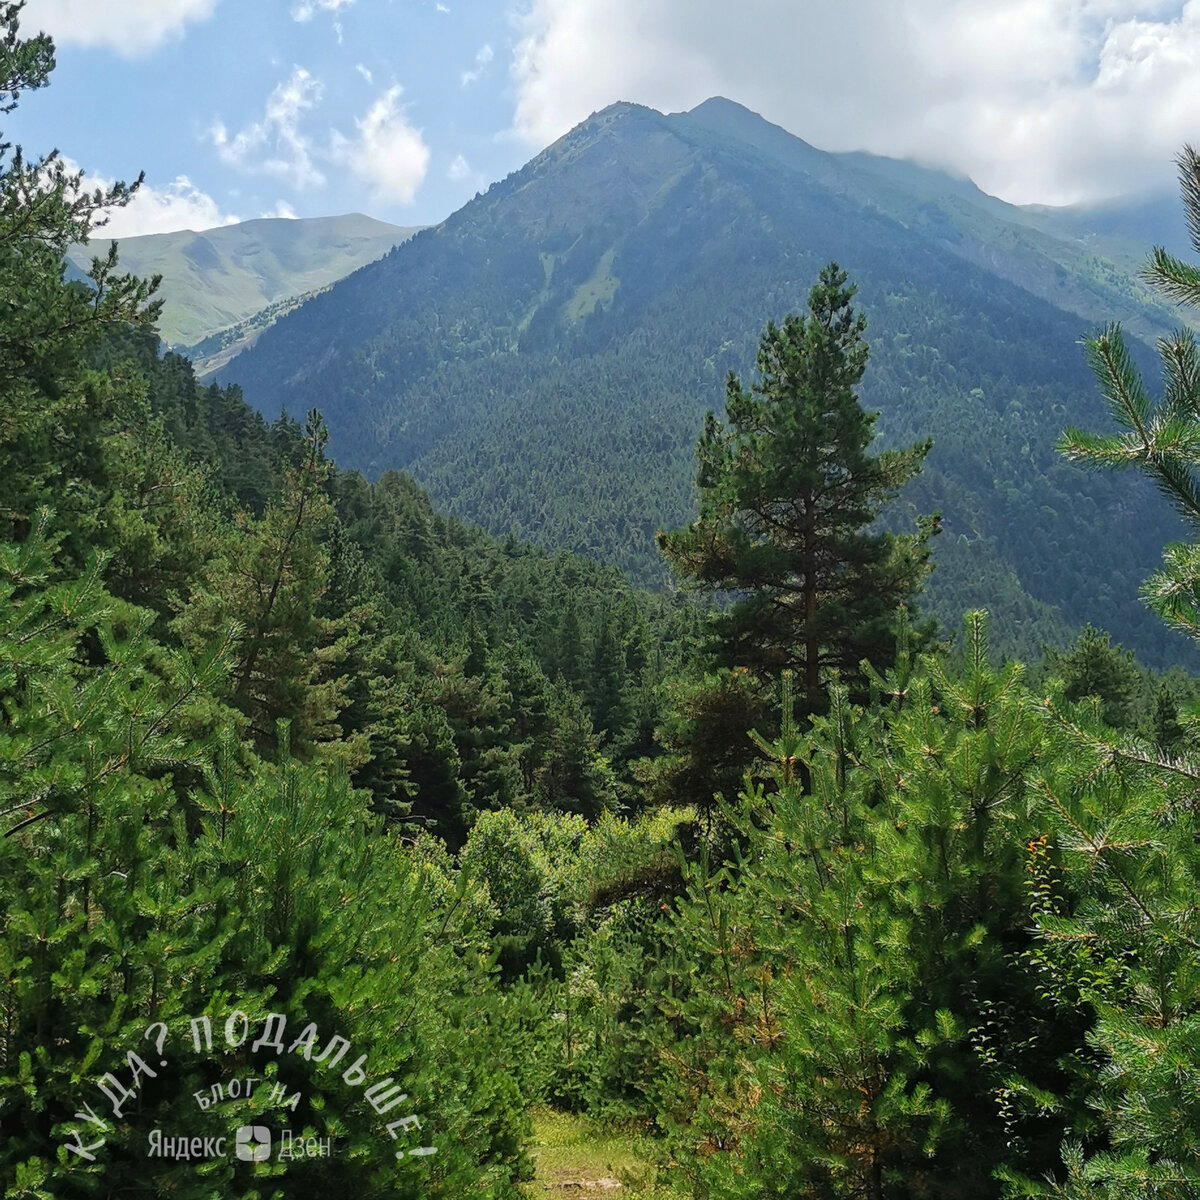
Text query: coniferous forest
4 8 1200 1199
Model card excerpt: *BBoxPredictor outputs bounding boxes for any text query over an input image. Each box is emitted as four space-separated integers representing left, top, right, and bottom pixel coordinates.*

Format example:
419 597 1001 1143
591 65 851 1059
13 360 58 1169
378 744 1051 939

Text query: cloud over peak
59 158 238 238
511 0 1200 204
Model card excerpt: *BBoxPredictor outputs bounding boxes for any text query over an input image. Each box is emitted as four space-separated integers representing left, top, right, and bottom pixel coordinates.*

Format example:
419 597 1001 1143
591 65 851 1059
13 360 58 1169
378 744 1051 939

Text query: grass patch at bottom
520 1107 666 1197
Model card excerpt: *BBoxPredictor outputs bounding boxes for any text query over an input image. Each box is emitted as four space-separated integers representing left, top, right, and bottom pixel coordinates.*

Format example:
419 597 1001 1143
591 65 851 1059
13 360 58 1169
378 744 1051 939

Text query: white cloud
21 0 218 55
449 154 490 195
461 42 494 87
510 0 1200 204
262 199 298 220
60 159 239 238
447 152 487 191
355 63 374 84
211 67 325 191
291 0 354 21
108 177 237 236
64 166 302 239
331 85 430 204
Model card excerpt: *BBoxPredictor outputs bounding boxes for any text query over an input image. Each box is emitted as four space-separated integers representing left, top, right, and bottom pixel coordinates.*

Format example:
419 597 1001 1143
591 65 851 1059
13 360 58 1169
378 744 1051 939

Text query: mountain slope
218 98 1195 668
69 213 419 349
1023 192 1195 264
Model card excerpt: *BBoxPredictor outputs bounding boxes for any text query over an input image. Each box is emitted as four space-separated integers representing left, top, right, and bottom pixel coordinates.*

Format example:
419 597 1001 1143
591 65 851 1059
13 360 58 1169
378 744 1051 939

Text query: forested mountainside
221 97 1191 667
98 337 703 845
67 213 417 350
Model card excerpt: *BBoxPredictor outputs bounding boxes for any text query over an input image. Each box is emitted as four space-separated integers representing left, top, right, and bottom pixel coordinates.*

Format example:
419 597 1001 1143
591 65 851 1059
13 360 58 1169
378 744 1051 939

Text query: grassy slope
68 213 420 346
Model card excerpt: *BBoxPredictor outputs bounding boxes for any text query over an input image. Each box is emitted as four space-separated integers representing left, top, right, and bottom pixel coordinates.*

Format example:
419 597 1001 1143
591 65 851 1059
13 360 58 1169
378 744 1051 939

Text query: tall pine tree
658 262 937 716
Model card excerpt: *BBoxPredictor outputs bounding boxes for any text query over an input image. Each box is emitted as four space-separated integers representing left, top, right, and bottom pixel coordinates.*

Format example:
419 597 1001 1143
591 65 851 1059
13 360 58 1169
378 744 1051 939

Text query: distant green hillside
217 98 1197 669
68 213 418 349
177 288 331 378
1022 191 1196 267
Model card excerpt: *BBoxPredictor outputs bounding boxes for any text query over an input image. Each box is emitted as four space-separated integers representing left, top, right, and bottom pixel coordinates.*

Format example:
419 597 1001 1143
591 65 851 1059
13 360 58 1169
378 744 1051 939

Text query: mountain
173 289 332 378
68 213 419 353
217 98 1196 668
1023 192 1195 266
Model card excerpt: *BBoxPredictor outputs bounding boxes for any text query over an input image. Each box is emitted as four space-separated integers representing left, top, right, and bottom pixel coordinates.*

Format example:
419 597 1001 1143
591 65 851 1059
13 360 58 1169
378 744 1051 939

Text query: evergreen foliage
1062 145 1200 647
633 668 766 830
1018 142 1200 1199
659 262 937 713
1013 696 1200 1198
1049 624 1141 728
647 619 1090 1199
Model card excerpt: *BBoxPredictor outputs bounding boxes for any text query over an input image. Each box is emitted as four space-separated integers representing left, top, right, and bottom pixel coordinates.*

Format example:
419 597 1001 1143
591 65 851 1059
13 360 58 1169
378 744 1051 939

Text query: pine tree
0 529 534 1198
1051 624 1141 729
653 672 948 1200
658 262 938 715
175 411 351 754
1148 682 1185 754
1060 146 1200 644
650 617 1090 1198
502 650 553 796
534 682 618 820
1020 694 1200 1197
0 1 159 548
0 515 240 1196
632 667 766 830
190 735 535 1200
1028 144 1200 1198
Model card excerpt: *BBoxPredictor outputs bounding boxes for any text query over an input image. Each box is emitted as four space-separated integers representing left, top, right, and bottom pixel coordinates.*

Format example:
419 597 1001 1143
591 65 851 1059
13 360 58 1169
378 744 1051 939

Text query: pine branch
1142 247 1200 311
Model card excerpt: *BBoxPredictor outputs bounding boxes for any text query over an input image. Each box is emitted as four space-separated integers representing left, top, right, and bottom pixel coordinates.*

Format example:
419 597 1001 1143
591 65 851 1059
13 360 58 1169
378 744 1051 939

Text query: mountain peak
525 100 669 171
686 95 761 121
681 96 818 152
554 100 664 140
592 99 660 119
215 91 1190 666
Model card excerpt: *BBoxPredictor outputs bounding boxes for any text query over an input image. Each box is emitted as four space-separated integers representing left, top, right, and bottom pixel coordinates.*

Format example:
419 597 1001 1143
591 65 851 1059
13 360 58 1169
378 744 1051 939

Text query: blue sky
9 1 1200 238
12 0 526 234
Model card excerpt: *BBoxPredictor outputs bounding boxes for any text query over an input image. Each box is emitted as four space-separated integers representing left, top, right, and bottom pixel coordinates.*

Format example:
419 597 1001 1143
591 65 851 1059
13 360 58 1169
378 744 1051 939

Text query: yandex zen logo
235 1126 272 1162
